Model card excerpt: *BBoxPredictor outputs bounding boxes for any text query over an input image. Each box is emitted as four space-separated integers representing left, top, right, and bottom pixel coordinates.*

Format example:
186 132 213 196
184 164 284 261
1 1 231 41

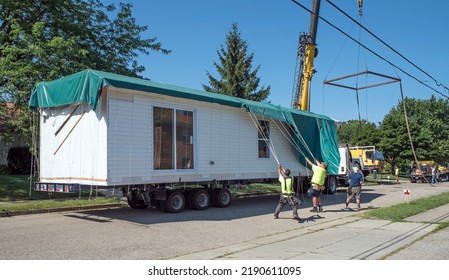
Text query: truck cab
349 146 385 176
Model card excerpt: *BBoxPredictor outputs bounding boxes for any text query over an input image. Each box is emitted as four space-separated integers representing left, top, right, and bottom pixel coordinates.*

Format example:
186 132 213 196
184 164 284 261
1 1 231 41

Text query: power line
325 0 449 95
289 0 449 99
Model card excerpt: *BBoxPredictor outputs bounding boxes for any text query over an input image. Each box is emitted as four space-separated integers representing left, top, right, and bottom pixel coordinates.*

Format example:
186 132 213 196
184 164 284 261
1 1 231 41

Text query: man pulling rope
273 165 301 221
305 157 328 212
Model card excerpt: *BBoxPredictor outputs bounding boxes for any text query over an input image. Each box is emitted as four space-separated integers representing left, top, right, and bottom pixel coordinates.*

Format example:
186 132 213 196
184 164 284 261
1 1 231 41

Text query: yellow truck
349 146 385 176
410 161 449 183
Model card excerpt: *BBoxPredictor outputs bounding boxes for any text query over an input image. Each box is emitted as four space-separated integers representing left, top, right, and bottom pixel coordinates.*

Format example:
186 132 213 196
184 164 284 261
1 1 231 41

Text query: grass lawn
230 183 280 196
0 174 96 201
0 175 123 212
0 175 281 213
361 191 449 222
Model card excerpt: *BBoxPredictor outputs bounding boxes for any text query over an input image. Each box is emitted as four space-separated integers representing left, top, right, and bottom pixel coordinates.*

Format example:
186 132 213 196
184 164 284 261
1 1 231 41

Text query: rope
247 111 280 165
271 118 313 161
399 81 433 186
284 121 316 161
269 118 312 201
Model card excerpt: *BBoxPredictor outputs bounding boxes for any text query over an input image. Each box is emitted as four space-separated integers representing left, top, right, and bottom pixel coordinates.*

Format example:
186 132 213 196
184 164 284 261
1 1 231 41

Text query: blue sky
107 0 449 125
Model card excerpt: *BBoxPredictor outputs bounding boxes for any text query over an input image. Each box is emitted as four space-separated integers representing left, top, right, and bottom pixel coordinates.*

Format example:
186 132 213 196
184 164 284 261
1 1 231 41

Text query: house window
176 109 194 169
258 120 270 158
153 106 194 170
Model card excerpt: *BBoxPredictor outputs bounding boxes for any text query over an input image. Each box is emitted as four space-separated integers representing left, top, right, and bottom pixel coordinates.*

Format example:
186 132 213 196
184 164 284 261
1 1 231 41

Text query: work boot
318 205 323 212
274 205 282 219
293 216 301 221
310 206 318 213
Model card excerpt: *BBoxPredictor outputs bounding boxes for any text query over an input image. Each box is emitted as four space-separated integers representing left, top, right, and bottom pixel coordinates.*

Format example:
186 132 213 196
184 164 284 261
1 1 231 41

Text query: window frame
152 104 196 171
257 120 270 159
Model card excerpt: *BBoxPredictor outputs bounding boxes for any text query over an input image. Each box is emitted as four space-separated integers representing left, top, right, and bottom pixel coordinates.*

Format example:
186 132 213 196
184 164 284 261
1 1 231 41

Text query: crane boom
292 0 321 111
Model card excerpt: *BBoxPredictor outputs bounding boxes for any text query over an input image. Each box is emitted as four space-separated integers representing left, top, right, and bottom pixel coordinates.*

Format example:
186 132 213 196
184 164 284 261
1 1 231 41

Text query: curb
1 203 125 217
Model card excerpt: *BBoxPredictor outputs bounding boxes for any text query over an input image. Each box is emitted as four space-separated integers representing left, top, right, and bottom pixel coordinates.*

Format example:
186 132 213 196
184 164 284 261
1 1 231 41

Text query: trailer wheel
191 189 210 210
324 175 337 194
163 191 185 213
212 188 231 208
127 190 148 209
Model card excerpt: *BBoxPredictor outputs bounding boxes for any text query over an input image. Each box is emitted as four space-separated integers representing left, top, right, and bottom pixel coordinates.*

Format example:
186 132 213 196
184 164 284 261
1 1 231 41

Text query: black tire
324 175 337 194
127 190 148 209
163 191 185 213
191 189 210 210
212 188 231 208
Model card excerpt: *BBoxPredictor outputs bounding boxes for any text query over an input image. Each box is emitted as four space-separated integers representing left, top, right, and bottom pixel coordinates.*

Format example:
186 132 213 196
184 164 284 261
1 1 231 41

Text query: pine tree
203 23 270 102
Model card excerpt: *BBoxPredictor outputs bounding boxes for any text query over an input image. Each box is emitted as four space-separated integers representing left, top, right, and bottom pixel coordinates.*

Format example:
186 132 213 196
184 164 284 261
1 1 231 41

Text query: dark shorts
308 188 322 198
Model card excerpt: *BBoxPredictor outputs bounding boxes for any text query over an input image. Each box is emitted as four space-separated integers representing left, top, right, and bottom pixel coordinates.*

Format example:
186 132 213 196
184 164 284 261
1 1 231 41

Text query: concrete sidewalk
171 182 449 260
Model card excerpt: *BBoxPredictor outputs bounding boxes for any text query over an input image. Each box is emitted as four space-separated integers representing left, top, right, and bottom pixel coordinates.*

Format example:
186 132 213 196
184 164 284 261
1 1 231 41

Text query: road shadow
67 188 385 225
69 195 280 225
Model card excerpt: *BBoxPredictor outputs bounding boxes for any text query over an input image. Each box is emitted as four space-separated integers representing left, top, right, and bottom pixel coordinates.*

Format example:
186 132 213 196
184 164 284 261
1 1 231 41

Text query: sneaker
310 207 318 213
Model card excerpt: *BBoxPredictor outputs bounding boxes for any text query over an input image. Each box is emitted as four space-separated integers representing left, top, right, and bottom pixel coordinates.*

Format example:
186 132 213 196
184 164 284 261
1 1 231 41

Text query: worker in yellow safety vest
274 165 301 221
305 157 328 212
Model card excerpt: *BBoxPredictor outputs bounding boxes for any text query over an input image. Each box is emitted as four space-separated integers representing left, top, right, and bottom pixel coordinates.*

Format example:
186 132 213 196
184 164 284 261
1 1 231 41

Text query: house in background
0 102 27 165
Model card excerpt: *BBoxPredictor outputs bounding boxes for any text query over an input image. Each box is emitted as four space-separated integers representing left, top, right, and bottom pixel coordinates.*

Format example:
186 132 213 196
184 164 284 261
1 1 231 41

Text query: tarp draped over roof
29 69 340 174
242 101 340 175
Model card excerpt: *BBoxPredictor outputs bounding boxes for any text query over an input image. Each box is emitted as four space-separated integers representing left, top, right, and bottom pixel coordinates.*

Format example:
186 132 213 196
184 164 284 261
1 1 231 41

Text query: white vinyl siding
39 86 306 186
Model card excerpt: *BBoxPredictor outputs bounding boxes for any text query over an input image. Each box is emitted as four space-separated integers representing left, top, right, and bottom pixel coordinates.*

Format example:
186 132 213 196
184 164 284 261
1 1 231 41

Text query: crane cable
355 1 364 126
289 0 449 99
326 0 449 95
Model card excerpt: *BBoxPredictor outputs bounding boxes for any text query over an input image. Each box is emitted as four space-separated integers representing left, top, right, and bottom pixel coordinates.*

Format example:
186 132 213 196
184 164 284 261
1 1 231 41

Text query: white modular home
30 70 340 212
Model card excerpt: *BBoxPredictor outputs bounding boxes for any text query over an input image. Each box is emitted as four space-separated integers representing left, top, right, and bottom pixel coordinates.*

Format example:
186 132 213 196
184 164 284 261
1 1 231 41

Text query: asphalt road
0 180 448 260
1 194 309 259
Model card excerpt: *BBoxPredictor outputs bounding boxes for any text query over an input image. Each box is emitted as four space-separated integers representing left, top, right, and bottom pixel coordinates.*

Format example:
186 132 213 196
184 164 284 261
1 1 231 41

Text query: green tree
203 22 270 101
378 100 414 172
378 96 449 172
0 0 170 144
337 119 380 146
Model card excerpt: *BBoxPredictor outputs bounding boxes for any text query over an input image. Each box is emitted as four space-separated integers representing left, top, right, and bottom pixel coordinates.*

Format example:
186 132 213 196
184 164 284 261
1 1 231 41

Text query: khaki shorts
312 184 325 191
347 186 361 200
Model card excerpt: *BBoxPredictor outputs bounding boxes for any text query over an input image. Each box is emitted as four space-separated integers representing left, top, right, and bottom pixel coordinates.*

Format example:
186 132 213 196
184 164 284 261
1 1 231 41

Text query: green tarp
30 69 241 111
29 69 340 174
241 101 340 175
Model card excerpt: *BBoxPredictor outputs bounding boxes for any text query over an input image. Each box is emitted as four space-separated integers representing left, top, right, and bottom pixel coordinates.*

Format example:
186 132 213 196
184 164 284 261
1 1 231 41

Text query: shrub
0 164 9 175
7 147 31 174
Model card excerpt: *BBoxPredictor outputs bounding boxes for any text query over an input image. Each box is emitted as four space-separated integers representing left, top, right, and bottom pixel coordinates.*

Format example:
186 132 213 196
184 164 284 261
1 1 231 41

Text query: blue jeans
432 175 437 184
